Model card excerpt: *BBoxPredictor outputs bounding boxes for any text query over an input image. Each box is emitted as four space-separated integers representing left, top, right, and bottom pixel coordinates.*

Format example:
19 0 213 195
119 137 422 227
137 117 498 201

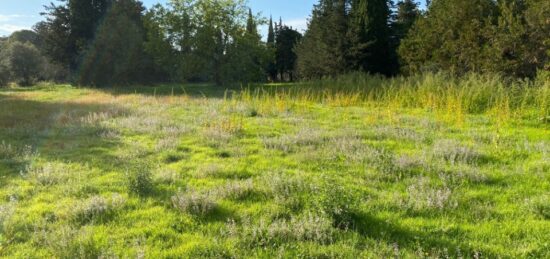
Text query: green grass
0 74 549 258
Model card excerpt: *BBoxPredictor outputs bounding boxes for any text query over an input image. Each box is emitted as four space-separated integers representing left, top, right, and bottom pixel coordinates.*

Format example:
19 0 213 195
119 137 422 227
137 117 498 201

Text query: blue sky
0 0 317 37
0 0 426 37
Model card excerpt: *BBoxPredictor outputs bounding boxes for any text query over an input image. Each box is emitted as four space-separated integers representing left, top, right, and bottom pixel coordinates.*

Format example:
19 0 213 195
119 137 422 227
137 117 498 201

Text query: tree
485 0 549 78
266 16 278 81
275 25 302 81
78 0 155 86
348 0 394 75
267 16 275 45
0 43 8 86
2 42 44 86
393 0 420 41
398 0 497 75
8 30 42 47
40 0 112 71
144 0 268 85
296 0 350 79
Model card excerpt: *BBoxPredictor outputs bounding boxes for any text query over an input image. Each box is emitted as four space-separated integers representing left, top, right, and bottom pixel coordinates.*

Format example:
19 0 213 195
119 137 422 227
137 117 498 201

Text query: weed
529 195 550 219
126 167 154 197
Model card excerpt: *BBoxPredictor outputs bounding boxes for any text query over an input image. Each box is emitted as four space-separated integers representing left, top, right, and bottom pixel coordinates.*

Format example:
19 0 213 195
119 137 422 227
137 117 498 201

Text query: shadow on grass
98 84 240 99
0 93 126 184
351 212 497 257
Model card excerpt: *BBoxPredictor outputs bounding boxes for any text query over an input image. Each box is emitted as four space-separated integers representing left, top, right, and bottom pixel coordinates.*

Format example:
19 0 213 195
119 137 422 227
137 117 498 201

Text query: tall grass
233 72 550 121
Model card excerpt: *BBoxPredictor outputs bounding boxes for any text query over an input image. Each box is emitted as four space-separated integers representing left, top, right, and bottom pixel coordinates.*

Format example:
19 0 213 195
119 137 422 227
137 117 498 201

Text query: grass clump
172 189 218 216
432 139 484 165
405 177 457 211
226 211 335 247
0 199 16 233
73 194 126 224
24 162 70 186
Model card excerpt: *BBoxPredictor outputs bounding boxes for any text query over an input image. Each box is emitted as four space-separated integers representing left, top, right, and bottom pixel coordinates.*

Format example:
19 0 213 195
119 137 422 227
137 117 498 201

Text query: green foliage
296 0 350 79
78 0 155 86
297 0 398 78
399 0 548 78
399 0 497 75
275 25 302 81
348 0 394 75
0 63 9 87
143 0 269 85
1 41 44 86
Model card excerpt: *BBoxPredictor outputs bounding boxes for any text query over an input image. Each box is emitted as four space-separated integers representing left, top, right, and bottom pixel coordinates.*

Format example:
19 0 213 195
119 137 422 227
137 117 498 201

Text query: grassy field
0 74 549 258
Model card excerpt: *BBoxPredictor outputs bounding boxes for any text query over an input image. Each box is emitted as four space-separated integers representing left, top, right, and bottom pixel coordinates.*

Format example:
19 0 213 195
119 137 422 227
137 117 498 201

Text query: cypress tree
267 16 275 45
246 8 258 37
267 15 277 81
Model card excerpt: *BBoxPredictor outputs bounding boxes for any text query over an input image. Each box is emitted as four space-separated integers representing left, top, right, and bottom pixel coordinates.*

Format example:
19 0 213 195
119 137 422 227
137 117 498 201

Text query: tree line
0 0 548 87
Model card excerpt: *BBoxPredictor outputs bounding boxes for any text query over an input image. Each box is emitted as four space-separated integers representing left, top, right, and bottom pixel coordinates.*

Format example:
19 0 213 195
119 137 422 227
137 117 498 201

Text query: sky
0 0 317 37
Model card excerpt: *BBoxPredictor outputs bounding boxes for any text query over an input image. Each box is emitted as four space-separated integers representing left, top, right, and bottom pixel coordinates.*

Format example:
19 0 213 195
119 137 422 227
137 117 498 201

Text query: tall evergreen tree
267 16 275 45
296 0 350 79
246 8 258 37
266 15 277 80
348 0 393 75
393 0 420 41
78 0 155 86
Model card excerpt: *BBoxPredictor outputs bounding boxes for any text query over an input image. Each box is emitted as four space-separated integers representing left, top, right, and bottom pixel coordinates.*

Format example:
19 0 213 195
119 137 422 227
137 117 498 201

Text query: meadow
0 73 549 258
